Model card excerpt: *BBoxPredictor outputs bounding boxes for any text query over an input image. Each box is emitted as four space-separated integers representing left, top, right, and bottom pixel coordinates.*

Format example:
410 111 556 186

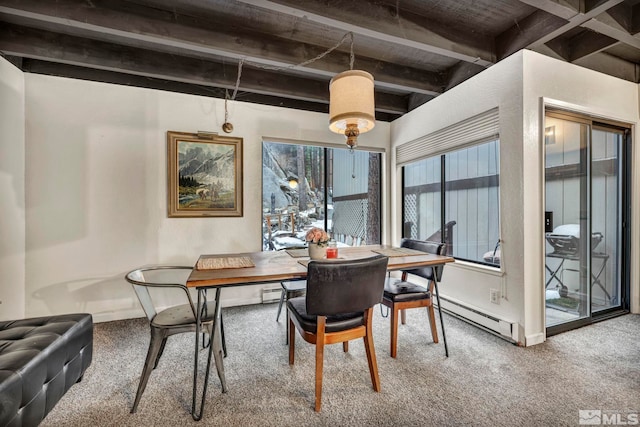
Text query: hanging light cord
223 32 355 133
348 34 355 70
224 90 230 123
231 58 244 100
227 31 354 102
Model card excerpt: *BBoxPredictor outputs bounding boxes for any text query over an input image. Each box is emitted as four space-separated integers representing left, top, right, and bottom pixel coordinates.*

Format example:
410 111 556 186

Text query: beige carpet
42 304 640 426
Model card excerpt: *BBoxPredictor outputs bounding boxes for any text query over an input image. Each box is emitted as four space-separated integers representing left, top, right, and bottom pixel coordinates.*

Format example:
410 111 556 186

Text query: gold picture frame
167 131 243 217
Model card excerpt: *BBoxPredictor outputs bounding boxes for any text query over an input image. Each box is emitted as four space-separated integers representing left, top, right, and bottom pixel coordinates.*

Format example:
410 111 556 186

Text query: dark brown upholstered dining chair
125 266 226 413
287 255 389 412
381 239 449 358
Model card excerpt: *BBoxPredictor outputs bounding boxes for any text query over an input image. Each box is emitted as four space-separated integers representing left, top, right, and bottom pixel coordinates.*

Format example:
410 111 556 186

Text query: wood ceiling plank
503 0 625 55
443 62 487 91
20 59 408 120
1 0 636 116
573 50 640 81
581 19 640 49
516 0 580 20
602 2 633 32
496 9 568 59
407 93 435 112
0 24 408 114
0 0 443 95
234 0 495 67
566 29 619 61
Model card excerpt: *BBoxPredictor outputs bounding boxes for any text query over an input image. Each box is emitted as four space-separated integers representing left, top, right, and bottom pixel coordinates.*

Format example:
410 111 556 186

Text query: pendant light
329 70 375 149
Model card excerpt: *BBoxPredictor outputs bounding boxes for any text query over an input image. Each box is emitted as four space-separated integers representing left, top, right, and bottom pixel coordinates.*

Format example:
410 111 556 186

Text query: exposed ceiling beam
0 24 408 114
496 0 640 84
443 62 487 91
18 58 401 121
1 0 636 119
544 3 640 63
581 18 640 50
603 2 633 32
234 0 495 67
566 30 619 61
505 0 625 56
407 93 433 112
573 51 640 82
517 0 580 20
0 0 444 96
496 9 568 60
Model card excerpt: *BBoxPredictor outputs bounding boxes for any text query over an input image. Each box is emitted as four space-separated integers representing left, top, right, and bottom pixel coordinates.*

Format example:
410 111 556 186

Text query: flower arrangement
305 227 330 247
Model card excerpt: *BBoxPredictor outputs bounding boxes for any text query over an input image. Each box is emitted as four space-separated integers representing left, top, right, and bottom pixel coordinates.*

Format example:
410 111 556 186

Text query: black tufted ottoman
0 313 93 427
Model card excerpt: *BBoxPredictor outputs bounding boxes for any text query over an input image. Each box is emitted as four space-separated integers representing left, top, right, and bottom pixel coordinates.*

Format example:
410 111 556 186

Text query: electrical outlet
490 288 499 304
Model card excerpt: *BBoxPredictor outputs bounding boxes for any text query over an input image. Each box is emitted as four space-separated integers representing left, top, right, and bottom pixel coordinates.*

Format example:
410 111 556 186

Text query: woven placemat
196 256 255 270
372 247 427 257
286 248 309 258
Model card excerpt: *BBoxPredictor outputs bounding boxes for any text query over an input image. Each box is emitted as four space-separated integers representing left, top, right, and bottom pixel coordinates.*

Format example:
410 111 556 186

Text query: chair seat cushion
152 301 217 327
383 278 431 302
287 297 364 333
281 280 307 292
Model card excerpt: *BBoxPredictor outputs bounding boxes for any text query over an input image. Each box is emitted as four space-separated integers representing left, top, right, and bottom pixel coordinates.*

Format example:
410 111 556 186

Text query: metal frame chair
125 266 225 413
276 279 306 344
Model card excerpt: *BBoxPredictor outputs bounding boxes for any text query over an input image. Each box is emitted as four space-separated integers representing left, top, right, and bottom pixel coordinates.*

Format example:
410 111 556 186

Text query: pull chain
351 149 356 179
222 90 233 133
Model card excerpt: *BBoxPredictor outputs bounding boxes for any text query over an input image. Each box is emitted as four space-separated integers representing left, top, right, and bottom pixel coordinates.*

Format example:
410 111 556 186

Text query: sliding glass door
544 110 629 332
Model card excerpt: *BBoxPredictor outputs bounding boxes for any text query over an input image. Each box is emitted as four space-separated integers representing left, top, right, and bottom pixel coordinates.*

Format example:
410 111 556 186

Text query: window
403 139 500 266
262 141 381 250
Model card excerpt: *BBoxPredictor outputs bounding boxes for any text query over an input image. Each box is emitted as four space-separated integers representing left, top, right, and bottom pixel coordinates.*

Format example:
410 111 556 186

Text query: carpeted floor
42 304 640 426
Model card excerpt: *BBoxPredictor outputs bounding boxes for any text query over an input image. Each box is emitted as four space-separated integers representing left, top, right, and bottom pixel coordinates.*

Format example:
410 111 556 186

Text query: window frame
402 138 501 267
261 139 383 251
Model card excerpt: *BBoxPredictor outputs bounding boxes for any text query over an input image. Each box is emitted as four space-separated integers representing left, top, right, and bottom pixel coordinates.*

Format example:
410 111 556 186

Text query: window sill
450 259 505 277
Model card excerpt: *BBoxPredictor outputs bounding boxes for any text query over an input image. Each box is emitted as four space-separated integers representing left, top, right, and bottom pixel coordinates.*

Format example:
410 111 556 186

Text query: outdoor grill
545 224 610 302
545 224 603 256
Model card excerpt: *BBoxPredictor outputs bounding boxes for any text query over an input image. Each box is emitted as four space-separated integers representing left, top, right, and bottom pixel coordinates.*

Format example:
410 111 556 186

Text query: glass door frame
544 109 631 336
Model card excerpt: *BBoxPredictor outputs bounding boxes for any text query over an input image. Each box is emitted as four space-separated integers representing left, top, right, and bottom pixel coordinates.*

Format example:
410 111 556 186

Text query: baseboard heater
436 296 519 344
261 287 282 304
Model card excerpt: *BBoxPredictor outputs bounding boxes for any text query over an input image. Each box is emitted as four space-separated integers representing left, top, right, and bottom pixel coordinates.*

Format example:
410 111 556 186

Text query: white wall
522 50 640 328
391 51 526 342
22 74 390 322
6 50 637 335
0 57 25 320
391 50 640 345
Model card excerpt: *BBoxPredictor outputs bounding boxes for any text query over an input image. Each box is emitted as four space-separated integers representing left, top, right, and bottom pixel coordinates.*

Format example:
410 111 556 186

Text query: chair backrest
125 266 195 322
400 239 446 282
425 221 456 256
305 255 389 316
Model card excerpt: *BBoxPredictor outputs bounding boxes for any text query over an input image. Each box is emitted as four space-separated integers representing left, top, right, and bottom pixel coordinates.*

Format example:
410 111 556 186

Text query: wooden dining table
185 245 454 420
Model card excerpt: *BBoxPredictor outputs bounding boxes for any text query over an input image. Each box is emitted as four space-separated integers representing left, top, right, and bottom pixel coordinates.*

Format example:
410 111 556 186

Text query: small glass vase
308 242 326 260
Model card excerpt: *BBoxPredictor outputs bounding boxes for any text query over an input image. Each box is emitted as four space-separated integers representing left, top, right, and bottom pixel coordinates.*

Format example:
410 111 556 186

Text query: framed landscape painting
167 131 243 217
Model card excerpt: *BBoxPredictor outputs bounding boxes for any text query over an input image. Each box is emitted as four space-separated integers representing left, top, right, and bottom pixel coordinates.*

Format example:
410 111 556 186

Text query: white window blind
396 108 499 166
